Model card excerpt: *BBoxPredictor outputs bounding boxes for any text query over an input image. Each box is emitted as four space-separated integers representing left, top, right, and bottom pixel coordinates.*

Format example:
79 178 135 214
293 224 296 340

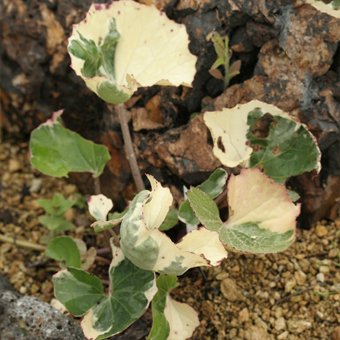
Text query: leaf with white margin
148 275 199 340
246 103 321 183
204 100 321 181
30 111 111 178
88 194 113 221
53 268 104 316
91 209 127 233
204 101 285 167
53 244 156 339
81 245 157 339
305 0 340 17
148 275 177 340
120 175 227 276
220 168 300 253
68 1 197 104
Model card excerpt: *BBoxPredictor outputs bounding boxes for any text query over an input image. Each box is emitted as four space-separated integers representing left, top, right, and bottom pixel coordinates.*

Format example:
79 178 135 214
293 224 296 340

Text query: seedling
28 1 323 339
209 32 241 89
37 193 77 232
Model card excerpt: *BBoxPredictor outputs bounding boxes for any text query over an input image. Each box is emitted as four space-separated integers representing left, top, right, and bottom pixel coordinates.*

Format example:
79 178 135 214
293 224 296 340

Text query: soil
0 138 339 340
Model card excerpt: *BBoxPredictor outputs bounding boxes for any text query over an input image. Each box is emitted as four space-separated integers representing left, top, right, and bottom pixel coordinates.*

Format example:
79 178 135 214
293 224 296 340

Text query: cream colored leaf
305 0 340 18
164 296 200 340
88 194 113 221
177 229 227 266
144 175 173 230
226 168 300 234
204 105 252 167
69 1 197 102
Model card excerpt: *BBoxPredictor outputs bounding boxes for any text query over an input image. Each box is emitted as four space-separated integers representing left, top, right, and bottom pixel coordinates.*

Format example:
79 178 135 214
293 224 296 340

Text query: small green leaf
199 169 228 197
220 223 294 253
178 200 199 226
53 267 104 316
39 215 74 232
159 208 179 231
187 187 223 231
247 112 320 183
30 118 110 178
46 236 81 268
148 275 177 340
68 19 120 79
97 80 131 104
178 168 227 226
37 194 75 216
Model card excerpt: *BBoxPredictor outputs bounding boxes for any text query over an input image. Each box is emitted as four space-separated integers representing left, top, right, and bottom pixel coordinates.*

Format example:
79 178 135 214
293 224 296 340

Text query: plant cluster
29 1 324 339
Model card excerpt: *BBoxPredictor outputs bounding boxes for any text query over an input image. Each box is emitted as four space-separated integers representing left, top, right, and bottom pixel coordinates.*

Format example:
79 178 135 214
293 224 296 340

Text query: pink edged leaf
220 168 300 253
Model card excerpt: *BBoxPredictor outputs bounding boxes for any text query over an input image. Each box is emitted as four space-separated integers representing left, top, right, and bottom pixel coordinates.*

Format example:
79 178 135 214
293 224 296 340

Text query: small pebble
277 331 289 339
319 266 330 274
239 308 250 323
295 270 307 285
8 159 21 172
285 278 296 292
316 273 325 282
19 286 27 294
29 178 42 193
275 317 286 331
315 225 328 237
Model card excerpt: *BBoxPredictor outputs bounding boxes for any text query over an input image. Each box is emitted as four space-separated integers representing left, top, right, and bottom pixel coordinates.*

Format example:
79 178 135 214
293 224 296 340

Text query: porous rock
0 274 85 340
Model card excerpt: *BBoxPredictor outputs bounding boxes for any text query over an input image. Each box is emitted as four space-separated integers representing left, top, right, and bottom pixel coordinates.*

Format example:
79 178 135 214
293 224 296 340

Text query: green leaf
46 236 81 268
178 168 227 226
39 215 74 232
30 118 110 178
97 81 131 104
159 208 179 231
81 251 156 339
37 194 75 216
220 223 294 253
247 112 320 183
148 275 177 340
187 187 223 232
178 200 199 226
198 168 228 197
53 267 104 316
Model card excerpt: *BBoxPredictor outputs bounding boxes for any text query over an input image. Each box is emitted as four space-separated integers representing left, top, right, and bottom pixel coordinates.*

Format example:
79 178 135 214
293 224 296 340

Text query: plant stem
96 247 111 255
0 234 45 251
115 103 145 192
94 176 101 195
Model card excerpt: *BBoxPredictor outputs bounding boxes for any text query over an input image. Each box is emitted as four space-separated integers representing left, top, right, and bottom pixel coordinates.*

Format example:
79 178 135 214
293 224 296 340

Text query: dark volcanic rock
0 274 85 340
